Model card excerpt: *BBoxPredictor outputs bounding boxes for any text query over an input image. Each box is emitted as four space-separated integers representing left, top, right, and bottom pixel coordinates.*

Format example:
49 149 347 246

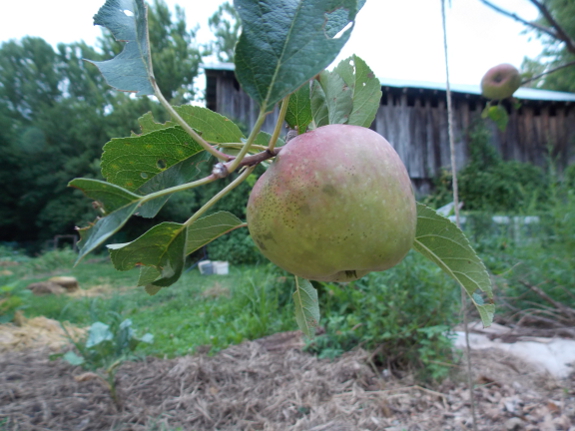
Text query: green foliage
207 228 263 265
66 0 493 337
414 203 494 326
426 122 548 213
0 284 32 323
59 314 153 371
98 0 202 104
306 252 459 382
520 0 575 92
207 1 241 63
233 0 362 111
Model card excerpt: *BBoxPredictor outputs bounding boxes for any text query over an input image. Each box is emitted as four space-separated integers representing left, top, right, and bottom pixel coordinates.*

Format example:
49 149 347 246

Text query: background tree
206 2 241 63
0 1 203 249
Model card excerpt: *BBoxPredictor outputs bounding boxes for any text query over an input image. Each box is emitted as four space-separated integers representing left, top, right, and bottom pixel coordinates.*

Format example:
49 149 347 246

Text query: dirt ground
1 329 575 431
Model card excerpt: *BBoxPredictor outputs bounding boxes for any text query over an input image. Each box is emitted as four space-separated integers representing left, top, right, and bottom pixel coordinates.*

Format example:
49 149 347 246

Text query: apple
480 63 522 100
246 124 417 282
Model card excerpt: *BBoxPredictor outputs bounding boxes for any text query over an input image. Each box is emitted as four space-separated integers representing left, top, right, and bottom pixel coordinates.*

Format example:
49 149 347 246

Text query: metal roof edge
201 63 575 102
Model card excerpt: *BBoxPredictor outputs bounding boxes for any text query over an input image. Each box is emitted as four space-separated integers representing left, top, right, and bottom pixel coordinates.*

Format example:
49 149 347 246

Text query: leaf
134 112 170 135
87 0 155 96
169 106 245 144
293 277 320 338
69 179 143 261
86 322 114 348
254 131 285 148
333 55 381 127
311 69 353 126
285 83 313 133
63 351 85 366
234 0 362 112
69 178 141 214
485 105 509 132
135 106 245 144
112 212 243 291
139 333 154 344
185 211 244 255
135 151 212 218
412 203 494 327
101 127 204 191
108 222 186 287
310 79 330 127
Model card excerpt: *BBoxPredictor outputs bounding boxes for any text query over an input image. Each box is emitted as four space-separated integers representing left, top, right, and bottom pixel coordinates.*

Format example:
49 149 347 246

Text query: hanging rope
441 1 478 430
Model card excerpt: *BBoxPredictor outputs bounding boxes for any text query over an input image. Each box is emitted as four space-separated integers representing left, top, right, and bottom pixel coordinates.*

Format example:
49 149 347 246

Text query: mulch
1 331 575 430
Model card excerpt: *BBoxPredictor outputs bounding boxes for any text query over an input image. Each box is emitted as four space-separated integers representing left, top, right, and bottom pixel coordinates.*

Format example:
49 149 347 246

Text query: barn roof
202 62 575 102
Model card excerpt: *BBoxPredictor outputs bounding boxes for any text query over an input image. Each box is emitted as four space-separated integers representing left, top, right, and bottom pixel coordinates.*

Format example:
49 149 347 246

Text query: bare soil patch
1 330 574 430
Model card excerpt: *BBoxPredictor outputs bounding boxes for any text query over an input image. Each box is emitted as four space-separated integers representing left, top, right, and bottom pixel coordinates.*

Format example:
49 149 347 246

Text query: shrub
426 121 549 213
306 252 460 382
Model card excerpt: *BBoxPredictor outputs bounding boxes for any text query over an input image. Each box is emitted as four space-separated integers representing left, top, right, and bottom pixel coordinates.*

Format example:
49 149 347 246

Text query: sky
0 0 545 88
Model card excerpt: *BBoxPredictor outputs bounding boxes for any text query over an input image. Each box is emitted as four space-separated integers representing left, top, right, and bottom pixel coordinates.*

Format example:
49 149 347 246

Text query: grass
0 248 296 357
1 182 573 376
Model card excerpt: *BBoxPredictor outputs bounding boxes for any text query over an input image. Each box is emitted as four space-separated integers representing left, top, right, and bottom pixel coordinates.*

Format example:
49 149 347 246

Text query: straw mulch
1 331 574 430
0 314 85 353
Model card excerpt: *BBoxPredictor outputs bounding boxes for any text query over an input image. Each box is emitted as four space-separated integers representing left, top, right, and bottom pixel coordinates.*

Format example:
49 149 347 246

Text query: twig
478 0 559 40
528 0 575 54
520 279 575 320
521 60 575 85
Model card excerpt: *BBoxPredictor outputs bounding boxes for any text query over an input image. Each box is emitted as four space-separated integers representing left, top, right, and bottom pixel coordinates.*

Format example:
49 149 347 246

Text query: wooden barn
203 63 575 193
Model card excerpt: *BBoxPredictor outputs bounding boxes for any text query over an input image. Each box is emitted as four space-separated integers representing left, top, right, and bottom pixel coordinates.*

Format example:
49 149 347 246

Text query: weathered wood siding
205 68 575 193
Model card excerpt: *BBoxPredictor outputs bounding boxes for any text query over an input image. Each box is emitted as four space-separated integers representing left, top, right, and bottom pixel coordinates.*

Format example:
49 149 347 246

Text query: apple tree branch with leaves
70 0 494 337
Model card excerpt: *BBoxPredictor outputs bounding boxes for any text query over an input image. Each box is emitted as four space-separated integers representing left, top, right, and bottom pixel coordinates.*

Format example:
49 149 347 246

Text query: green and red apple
481 63 522 100
246 124 416 282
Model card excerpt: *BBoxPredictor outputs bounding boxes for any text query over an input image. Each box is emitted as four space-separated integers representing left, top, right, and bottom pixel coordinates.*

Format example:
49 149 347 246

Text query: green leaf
487 105 509 132
110 212 243 290
69 178 141 214
135 106 245 144
169 106 245 144
185 211 244 255
293 277 320 338
234 0 362 112
412 203 494 327
285 83 313 133
101 127 204 191
311 69 353 126
108 222 186 287
63 351 85 366
139 333 154 344
86 322 114 348
254 131 285 148
69 179 143 260
134 112 170 135
87 0 155 96
135 151 212 218
333 55 381 127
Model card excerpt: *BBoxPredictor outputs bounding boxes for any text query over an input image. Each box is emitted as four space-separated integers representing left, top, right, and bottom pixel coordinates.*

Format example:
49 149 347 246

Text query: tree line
0 0 572 252
0 0 240 251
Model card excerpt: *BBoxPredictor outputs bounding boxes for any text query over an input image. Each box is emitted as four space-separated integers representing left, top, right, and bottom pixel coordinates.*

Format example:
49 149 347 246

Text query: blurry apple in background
247 124 417 282
481 63 522 100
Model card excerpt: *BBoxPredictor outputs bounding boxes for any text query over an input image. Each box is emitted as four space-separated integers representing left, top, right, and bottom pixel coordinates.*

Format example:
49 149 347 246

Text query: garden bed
1 331 574 430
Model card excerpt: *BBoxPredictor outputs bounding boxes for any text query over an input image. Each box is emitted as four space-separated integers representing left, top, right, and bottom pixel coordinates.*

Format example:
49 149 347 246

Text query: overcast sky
0 0 544 88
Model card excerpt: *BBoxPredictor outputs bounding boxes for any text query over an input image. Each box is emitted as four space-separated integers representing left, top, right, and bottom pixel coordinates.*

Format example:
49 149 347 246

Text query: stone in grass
27 281 67 296
48 276 79 292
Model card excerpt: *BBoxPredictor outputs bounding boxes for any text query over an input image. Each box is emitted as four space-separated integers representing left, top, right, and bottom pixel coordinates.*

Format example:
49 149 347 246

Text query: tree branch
478 0 559 40
529 0 575 55
521 60 575 85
